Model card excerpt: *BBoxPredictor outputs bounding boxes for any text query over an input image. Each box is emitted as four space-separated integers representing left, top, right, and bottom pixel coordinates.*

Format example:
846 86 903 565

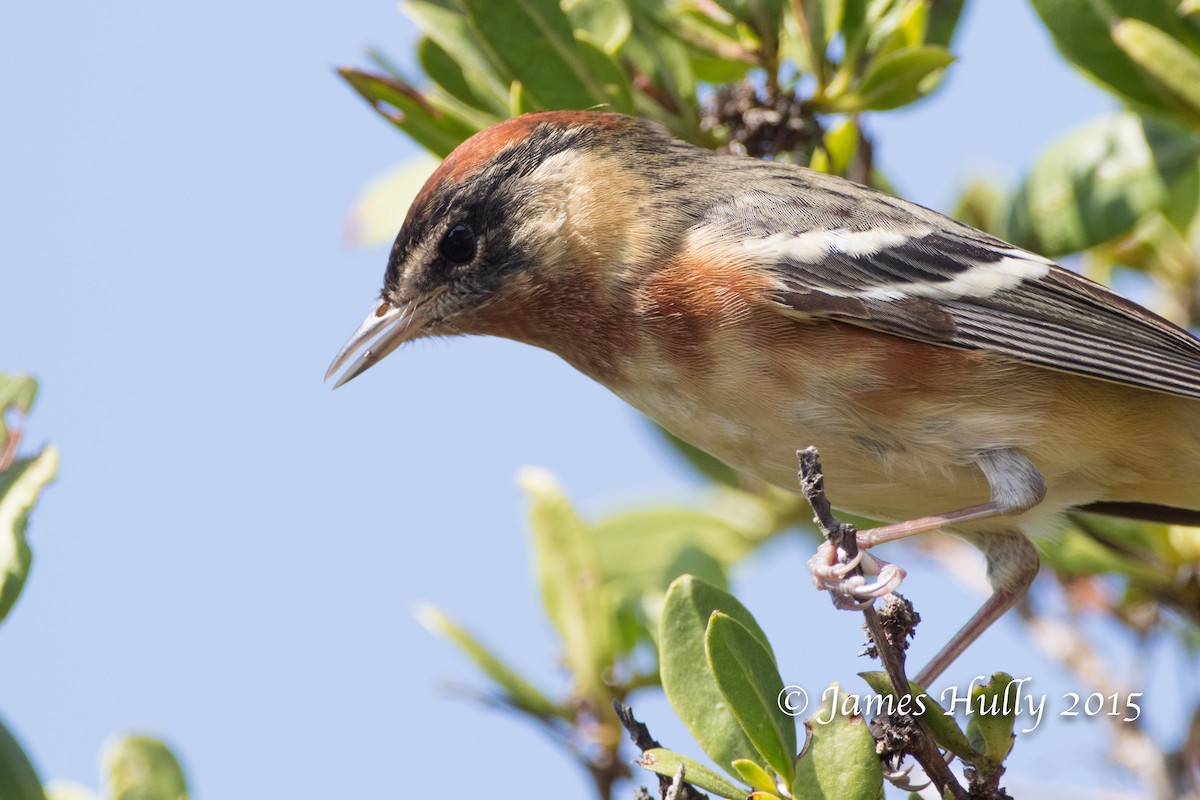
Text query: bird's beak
324 297 431 388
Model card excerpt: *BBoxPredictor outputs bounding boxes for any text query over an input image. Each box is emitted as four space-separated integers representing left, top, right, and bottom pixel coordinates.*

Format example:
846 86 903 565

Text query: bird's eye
439 223 476 264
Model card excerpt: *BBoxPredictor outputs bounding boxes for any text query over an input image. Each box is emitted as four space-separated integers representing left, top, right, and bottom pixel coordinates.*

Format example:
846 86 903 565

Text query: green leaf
859 672 979 761
895 0 930 49
732 757 778 793
463 0 630 110
832 45 954 112
592 507 753 586
596 527 729 601
838 0 870 52
791 681 883 800
798 0 834 82
705 612 795 784
926 0 965 47
822 118 860 175
0 446 59 625
345 156 441 249
564 0 633 53
639 748 747 799
965 673 1017 765
1041 516 1167 580
415 603 564 719
416 36 503 119
0 375 37 416
950 178 1008 237
519 468 614 708
574 38 636 113
338 68 478 157
0 717 47 800
404 0 513 102
816 0 848 48
1001 113 1200 257
624 1 700 107
45 781 100 800
0 375 38 448
660 575 769 777
101 735 187 800
713 0 786 44
1113 18 1200 124
1030 0 1199 113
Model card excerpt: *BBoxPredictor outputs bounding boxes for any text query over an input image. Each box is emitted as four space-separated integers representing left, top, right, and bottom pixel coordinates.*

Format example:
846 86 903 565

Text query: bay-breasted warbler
327 111 1200 685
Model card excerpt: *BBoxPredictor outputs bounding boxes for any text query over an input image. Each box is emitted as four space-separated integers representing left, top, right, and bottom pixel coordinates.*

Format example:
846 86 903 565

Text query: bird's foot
808 540 906 610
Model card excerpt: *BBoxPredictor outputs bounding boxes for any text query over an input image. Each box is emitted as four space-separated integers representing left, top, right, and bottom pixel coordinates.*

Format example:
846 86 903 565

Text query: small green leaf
416 36 504 119
0 716 47 800
713 0 786 43
463 0 626 110
623 6 745 135
404 0 513 101
574 37 636 113
1 446 59 625
838 0 870 54
519 468 614 710
816 0 847 49
45 781 100 800
732 757 777 793
101 735 187 800
862 0 922 55
950 178 1008 237
1042 516 1168 581
831 45 953 112
624 2 700 112
791 681 884 800
1001 113 1200 257
338 68 478 157
1113 19 1200 124
798 0 833 83
0 375 38 448
895 0 930 49
564 0 633 53
926 0 965 47
965 673 1017 765
593 507 753 584
639 748 748 800
1030 0 1199 113
822 118 860 175
705 612 795 784
859 672 979 761
415 603 564 719
660 575 769 777
0 375 38 418
345 156 440 249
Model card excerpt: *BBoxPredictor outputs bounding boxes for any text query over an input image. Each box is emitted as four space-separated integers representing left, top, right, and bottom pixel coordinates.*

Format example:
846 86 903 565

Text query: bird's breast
464 253 1200 524
607 269 1008 519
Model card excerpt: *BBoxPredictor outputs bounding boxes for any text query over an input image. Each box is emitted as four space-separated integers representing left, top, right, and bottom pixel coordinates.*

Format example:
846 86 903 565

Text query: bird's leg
913 531 1040 687
810 449 1047 668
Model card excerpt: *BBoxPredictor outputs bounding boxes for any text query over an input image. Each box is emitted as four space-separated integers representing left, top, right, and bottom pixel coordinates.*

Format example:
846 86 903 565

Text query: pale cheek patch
521 150 658 275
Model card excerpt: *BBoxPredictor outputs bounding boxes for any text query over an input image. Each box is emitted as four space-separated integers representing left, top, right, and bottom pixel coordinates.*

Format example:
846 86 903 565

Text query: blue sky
3 2 1182 798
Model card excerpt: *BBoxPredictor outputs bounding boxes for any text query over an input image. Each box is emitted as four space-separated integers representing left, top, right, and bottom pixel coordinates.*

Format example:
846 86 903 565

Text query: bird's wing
705 167 1200 400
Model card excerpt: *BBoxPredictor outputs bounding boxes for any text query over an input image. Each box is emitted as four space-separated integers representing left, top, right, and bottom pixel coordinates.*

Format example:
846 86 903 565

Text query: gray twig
796 446 968 800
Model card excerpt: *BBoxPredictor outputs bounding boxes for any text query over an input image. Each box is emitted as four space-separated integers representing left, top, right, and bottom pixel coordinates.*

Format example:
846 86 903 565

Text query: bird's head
326 110 700 387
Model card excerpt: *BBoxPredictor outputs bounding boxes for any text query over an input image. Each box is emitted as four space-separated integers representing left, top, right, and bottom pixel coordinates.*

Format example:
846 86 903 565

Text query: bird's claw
881 760 930 793
808 541 906 609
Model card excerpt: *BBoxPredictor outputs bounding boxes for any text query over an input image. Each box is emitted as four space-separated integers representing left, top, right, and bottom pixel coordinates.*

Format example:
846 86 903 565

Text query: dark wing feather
709 162 1200 399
